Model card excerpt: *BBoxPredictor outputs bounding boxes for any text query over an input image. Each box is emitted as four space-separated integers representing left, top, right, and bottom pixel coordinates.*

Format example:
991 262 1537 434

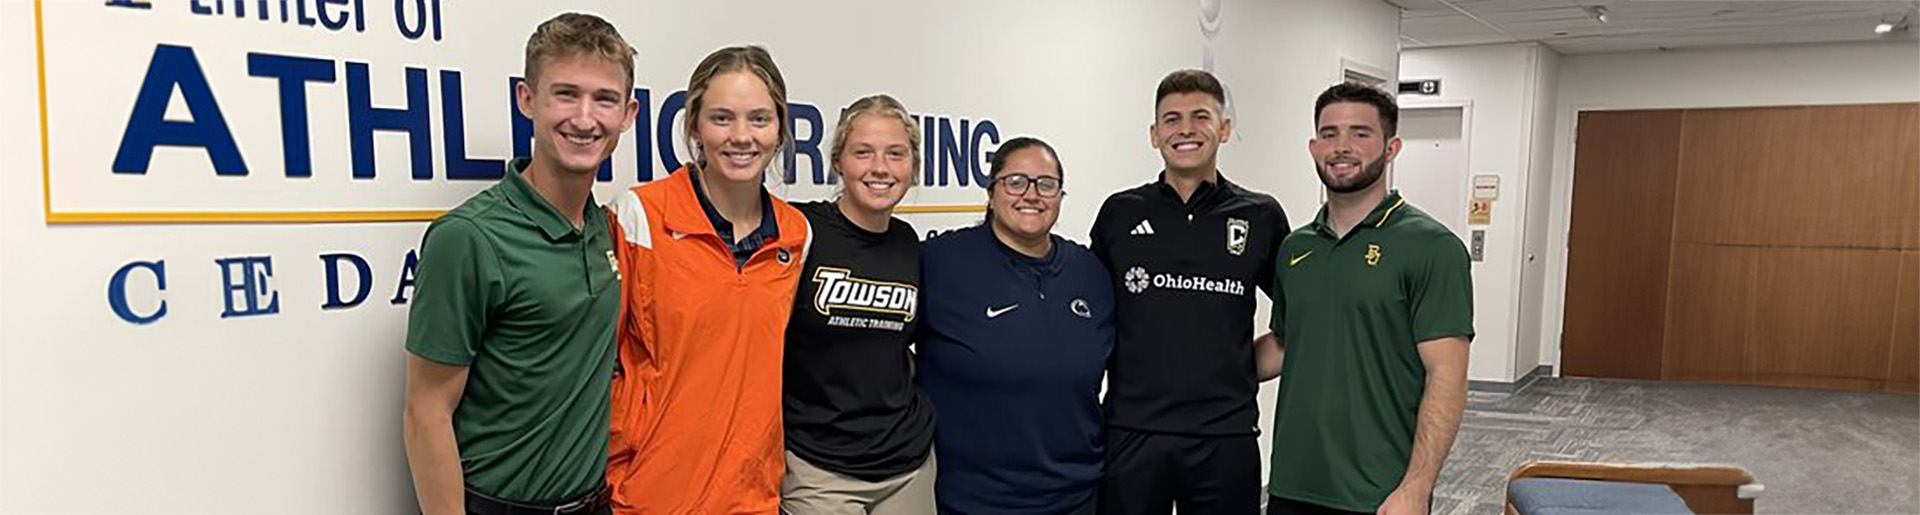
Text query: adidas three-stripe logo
1129 219 1155 236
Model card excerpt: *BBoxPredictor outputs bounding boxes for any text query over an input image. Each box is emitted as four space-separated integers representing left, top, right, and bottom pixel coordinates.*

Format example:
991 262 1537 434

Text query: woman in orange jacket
605 45 810 515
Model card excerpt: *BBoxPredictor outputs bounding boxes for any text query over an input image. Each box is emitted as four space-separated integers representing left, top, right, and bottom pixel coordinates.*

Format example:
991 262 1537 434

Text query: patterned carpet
1432 378 1920 514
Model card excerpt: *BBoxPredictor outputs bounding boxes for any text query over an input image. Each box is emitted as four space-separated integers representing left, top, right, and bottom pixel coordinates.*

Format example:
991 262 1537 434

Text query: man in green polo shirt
402 12 638 515
1255 83 1473 515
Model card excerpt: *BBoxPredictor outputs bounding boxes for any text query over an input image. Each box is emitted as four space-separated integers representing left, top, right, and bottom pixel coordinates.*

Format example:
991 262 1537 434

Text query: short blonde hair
523 12 636 91
829 94 921 182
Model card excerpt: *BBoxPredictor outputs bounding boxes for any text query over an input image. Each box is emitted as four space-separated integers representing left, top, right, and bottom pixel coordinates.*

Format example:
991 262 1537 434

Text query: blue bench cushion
1509 477 1695 515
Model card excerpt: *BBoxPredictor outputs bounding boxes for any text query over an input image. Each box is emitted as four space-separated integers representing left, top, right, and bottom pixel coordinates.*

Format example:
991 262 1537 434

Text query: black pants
464 485 611 515
1099 428 1261 514
1266 495 1433 515
1264 496 1369 515
940 492 1096 515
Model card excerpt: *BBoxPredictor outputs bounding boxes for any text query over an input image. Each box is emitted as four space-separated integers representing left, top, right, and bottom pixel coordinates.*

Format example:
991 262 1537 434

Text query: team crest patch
777 248 793 265
1226 218 1249 256
1365 244 1382 267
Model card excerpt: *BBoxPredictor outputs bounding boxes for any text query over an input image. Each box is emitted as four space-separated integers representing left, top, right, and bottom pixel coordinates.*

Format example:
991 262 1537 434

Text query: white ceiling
1391 0 1920 54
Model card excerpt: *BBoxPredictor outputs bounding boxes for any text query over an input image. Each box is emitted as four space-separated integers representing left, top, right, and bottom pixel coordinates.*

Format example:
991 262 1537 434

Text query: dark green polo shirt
404 158 620 502
1265 191 1473 512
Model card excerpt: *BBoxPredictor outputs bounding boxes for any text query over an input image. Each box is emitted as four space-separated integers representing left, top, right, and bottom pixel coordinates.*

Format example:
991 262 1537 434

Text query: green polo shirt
404 158 620 502
1265 191 1473 512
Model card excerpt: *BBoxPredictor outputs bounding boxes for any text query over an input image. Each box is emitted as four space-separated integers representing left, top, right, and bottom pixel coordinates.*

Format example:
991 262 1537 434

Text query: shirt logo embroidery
606 250 621 281
1070 299 1092 319
1288 250 1313 268
812 267 918 322
1130 219 1156 236
1227 218 1249 256
1122 266 1246 296
986 304 1019 319
1124 267 1151 294
777 248 793 265
1365 244 1382 267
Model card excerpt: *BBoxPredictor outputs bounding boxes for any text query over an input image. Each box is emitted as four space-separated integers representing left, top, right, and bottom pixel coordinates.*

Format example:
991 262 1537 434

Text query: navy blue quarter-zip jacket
916 225 1115 515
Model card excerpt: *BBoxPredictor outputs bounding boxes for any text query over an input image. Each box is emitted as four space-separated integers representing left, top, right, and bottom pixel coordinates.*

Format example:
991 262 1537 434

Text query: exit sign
1399 79 1441 96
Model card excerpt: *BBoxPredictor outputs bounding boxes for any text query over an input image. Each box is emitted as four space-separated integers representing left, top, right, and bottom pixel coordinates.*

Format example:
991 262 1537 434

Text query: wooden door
1562 110 1683 380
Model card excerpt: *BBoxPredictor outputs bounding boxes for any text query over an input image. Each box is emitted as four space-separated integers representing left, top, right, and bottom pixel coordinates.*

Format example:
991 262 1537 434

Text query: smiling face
691 70 782 185
835 114 916 217
516 53 637 176
988 146 1064 242
1151 91 1233 175
1309 101 1400 194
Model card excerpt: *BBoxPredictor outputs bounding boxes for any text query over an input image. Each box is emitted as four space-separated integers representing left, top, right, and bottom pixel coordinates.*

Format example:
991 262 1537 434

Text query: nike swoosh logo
986 304 1019 318
1288 251 1314 267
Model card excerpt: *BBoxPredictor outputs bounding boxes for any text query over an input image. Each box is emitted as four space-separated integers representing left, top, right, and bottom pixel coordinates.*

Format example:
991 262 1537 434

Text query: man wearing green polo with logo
1255 82 1473 515
402 13 638 515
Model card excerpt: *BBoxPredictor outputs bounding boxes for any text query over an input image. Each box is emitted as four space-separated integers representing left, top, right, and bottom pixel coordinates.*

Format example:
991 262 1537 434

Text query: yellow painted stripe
44 204 987 225
35 0 51 222
895 204 987 214
1375 197 1406 228
46 210 446 225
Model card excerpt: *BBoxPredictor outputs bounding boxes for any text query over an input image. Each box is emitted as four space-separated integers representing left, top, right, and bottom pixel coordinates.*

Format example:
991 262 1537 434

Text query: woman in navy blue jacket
917 136 1115 515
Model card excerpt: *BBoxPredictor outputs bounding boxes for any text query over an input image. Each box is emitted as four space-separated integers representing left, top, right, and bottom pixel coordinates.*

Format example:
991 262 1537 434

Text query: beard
1315 153 1388 194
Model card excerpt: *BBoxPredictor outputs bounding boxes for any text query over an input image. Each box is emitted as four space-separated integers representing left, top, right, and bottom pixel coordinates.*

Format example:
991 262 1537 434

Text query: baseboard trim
1469 365 1554 394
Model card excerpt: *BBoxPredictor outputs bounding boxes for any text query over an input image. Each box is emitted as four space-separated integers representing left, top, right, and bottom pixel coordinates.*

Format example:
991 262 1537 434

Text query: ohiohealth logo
1123 266 1245 297
1124 267 1151 294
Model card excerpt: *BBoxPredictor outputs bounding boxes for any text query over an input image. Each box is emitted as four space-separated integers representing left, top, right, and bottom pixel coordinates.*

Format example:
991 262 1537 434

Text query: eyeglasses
992 174 1064 198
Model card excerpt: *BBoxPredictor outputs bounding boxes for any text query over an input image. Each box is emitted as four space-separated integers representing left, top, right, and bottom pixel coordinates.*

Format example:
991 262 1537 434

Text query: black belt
465 485 609 515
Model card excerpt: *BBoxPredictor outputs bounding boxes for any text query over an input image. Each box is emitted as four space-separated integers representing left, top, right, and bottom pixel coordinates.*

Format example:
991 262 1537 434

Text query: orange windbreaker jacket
605 167 810 514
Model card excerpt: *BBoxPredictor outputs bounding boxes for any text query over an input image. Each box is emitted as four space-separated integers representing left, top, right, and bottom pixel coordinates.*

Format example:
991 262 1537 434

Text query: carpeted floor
1433 377 1920 514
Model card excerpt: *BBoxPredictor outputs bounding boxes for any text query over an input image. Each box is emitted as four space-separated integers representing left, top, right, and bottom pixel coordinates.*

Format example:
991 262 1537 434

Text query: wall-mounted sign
1397 79 1440 96
1472 174 1500 200
40 1 1004 225
1468 199 1493 225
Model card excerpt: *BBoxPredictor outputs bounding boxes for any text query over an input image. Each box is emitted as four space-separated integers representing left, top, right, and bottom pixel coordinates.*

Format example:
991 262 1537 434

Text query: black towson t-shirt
782 201 935 480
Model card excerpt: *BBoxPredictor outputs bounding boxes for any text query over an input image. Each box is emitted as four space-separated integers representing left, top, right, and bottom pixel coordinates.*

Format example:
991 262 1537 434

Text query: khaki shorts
780 448 936 515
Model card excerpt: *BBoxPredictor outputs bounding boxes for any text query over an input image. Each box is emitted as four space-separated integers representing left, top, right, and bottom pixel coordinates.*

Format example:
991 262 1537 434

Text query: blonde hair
829 94 922 185
523 12 636 91
683 45 791 178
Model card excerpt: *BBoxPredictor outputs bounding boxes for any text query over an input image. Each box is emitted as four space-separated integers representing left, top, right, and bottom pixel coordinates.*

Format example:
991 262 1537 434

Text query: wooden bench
1504 461 1763 514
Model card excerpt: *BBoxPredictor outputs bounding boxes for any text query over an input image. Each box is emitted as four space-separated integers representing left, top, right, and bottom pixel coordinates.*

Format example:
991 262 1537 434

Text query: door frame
1393 100 1475 232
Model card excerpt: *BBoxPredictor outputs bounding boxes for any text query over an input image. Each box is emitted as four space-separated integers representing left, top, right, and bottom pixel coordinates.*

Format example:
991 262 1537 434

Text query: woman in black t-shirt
781 94 937 514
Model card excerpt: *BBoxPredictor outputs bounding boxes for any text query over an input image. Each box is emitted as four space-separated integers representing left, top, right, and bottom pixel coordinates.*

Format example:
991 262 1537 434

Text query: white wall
1398 43 1558 383
1223 0 1404 495
1215 0 1403 221
0 1 1401 512
1538 40 1920 371
1514 47 1558 380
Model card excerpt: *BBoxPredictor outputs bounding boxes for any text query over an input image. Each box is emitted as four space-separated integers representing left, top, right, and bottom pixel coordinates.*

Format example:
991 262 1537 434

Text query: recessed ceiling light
1875 23 1895 34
